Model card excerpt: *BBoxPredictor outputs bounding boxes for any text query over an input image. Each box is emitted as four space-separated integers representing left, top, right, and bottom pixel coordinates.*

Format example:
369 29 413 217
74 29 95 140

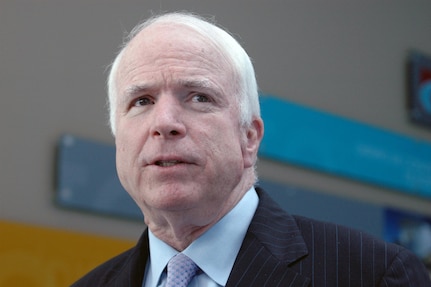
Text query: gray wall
1 1 431 240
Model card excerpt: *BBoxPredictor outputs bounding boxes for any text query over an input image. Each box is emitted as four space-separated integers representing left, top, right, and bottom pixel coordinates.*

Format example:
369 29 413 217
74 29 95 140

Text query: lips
155 160 184 167
146 154 193 168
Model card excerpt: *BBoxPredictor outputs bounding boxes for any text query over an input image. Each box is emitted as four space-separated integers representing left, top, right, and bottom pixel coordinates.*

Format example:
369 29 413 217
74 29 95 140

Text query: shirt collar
147 187 259 286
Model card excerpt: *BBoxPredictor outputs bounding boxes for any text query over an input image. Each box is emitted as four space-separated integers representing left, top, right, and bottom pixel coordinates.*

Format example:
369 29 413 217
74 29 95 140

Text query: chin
151 189 199 210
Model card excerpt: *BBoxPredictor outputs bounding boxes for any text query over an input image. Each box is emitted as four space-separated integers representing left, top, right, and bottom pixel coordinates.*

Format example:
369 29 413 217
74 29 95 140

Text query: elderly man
72 12 430 287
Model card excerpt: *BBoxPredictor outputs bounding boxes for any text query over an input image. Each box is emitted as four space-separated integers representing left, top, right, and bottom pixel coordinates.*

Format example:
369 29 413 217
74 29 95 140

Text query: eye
191 93 211 103
133 97 154 107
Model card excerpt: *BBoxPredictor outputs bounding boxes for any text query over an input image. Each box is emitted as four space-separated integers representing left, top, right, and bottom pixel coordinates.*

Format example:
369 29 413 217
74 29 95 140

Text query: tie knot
166 253 199 287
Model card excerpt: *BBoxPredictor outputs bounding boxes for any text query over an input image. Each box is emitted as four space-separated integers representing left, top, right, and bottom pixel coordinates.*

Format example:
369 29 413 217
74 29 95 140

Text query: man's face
114 24 261 225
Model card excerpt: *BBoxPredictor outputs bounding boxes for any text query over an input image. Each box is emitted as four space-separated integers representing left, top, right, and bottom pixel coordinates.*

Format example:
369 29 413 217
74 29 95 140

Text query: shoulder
254 186 414 263
253 187 430 285
71 230 149 287
71 247 137 286
292 214 431 285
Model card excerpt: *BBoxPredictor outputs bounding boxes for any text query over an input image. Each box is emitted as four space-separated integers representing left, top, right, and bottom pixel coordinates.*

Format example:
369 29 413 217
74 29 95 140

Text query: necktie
166 253 199 287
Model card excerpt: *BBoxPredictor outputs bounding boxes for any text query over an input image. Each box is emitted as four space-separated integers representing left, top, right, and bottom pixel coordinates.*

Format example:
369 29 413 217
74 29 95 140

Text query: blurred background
1 1 431 285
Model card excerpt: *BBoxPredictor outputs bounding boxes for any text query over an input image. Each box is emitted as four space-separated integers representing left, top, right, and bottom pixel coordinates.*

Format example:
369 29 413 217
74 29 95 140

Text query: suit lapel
226 188 311 287
113 189 310 286
112 229 149 287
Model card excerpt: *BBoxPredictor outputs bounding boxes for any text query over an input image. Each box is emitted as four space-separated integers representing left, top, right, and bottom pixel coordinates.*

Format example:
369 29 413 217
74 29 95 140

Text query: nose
150 96 186 139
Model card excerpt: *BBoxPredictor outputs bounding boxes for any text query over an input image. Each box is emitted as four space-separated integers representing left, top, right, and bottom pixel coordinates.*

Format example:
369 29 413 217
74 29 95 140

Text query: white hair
107 12 260 135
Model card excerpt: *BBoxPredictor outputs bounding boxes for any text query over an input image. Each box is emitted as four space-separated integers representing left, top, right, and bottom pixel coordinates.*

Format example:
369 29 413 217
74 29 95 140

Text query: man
72 12 430 286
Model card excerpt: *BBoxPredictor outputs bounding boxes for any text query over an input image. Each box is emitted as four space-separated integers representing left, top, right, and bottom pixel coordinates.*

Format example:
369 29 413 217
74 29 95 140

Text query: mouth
154 160 185 167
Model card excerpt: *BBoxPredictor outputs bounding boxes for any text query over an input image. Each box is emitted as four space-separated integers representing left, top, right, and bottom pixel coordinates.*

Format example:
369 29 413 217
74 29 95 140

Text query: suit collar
111 229 149 287
250 187 308 263
226 187 310 287
117 188 310 286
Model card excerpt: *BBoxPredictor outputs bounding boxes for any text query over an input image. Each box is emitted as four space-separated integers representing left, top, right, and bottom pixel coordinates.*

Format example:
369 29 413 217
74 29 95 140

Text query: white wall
1 1 430 240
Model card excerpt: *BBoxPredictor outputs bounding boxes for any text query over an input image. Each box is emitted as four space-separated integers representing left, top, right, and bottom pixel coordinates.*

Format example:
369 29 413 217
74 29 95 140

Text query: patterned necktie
166 253 199 287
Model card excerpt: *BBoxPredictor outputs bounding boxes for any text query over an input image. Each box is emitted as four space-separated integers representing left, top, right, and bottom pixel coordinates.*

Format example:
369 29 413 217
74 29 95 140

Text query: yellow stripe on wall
0 220 135 286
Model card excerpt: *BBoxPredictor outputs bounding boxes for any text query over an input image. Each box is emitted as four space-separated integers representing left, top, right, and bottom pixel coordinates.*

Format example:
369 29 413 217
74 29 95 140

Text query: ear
242 116 264 168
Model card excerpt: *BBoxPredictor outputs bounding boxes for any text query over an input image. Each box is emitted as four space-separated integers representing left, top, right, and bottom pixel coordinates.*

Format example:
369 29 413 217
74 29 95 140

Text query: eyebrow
178 79 223 100
123 79 215 97
124 84 152 97
177 79 212 89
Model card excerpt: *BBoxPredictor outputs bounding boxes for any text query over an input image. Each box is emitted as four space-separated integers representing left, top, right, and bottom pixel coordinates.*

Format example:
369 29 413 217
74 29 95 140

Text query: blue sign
56 135 143 220
259 95 431 199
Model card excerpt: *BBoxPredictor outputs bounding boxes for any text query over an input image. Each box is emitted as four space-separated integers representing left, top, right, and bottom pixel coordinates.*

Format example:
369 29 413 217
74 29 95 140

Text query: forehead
116 23 233 89
126 23 208 57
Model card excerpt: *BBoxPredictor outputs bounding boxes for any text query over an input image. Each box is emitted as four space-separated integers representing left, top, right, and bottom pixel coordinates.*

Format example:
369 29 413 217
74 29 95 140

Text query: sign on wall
259 95 431 199
56 135 142 220
408 51 431 127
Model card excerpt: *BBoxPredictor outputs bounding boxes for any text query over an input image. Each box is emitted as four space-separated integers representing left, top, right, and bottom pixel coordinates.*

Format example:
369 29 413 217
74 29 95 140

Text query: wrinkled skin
114 23 263 250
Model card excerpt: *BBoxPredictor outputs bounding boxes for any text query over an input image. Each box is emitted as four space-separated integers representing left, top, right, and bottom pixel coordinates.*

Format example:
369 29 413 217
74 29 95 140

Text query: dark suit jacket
71 188 431 286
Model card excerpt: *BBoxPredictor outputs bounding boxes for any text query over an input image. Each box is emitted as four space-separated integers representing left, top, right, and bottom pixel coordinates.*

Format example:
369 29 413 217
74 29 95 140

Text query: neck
148 219 212 251
145 176 255 251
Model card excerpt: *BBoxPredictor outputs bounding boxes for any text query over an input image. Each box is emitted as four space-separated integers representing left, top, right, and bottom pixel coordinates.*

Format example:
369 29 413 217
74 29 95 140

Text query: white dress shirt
143 187 259 287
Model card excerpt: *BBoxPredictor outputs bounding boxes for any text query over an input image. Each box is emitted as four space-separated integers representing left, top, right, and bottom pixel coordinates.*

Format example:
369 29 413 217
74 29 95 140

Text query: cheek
115 144 129 184
115 130 141 175
209 124 245 164
115 120 144 153
115 137 129 170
